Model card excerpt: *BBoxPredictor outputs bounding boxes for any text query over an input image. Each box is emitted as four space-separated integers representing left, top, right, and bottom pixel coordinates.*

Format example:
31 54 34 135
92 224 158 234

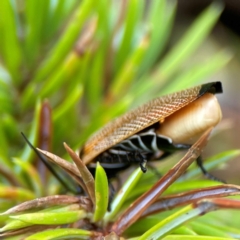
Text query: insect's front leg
139 159 147 172
132 152 148 173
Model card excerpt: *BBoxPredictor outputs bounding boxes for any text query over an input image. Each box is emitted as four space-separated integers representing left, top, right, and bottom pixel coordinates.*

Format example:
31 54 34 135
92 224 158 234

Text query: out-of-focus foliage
0 0 239 239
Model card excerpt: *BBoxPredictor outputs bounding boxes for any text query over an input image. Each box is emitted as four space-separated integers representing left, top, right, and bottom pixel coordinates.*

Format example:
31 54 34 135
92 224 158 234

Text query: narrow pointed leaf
10 210 87 225
105 167 143 221
25 228 92 240
93 162 108 222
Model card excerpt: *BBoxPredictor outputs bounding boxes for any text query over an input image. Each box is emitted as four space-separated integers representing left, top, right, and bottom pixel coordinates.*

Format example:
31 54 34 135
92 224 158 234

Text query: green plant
0 0 239 239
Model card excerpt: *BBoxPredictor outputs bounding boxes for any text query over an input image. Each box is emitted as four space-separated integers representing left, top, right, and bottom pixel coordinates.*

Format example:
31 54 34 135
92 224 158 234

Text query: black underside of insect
87 123 192 179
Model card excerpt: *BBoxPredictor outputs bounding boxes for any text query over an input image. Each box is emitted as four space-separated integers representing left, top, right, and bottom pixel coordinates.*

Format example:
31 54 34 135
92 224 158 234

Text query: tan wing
81 82 222 164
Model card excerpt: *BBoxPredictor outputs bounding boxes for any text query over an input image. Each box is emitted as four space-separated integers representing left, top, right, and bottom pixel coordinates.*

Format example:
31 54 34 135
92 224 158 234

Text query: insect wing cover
80 82 222 164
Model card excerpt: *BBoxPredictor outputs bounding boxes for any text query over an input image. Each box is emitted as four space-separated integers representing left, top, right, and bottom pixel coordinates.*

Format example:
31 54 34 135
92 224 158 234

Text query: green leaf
105 167 143 221
162 236 234 240
11 210 86 225
138 0 176 76
93 162 109 222
0 209 86 232
20 100 41 161
114 0 144 70
21 0 96 109
161 49 233 95
0 185 34 201
138 205 203 239
151 2 224 87
33 0 95 83
110 34 149 100
24 0 50 64
13 158 42 197
189 221 234 238
53 84 83 122
0 1 22 83
25 228 91 240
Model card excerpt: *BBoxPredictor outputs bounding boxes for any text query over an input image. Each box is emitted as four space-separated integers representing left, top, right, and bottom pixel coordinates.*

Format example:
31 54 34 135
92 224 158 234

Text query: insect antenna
21 132 80 194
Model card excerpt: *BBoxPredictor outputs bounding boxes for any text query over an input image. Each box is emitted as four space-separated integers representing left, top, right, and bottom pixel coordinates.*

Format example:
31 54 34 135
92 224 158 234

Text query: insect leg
196 156 225 183
133 152 147 172
140 160 147 172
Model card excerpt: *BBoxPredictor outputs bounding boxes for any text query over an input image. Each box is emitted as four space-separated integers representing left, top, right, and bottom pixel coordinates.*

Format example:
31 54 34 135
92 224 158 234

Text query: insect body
80 82 222 178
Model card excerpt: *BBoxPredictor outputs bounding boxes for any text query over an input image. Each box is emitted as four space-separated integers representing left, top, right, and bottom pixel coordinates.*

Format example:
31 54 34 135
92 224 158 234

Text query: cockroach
80 82 222 179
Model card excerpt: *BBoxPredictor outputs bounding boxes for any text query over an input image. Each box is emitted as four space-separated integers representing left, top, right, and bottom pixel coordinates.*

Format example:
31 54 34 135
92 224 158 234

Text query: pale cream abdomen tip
156 93 222 144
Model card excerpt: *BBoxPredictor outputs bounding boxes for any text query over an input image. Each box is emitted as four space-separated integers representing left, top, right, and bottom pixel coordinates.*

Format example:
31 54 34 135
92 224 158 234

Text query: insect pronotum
80 82 222 179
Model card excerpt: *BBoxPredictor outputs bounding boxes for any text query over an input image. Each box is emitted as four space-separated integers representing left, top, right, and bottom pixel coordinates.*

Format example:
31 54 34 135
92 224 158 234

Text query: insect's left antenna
21 132 78 193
